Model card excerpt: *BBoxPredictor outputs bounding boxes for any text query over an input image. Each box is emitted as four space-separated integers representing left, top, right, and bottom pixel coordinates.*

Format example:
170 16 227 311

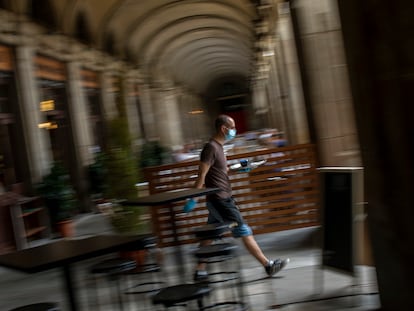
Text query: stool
194 243 239 282
193 224 248 310
89 257 136 310
152 283 212 310
123 242 166 309
9 302 59 311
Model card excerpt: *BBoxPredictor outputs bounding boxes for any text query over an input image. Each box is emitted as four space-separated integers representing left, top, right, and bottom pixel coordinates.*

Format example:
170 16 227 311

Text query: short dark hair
215 114 231 131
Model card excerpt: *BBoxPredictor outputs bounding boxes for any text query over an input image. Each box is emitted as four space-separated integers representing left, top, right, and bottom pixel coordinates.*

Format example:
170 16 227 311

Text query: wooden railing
143 143 320 247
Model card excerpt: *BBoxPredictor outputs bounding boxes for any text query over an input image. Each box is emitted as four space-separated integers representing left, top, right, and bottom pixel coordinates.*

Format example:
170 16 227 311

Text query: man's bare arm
194 161 210 189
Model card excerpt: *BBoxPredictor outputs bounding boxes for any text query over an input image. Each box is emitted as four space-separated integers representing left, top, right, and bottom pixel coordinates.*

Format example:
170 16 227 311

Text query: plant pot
119 249 147 269
57 219 75 238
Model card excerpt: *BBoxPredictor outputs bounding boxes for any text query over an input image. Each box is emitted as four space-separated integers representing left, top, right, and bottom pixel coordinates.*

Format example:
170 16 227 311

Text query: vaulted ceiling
17 0 277 96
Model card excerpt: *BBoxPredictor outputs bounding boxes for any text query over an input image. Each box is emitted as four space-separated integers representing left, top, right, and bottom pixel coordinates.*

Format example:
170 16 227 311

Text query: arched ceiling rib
151 32 252 70
168 44 251 66
122 0 254 46
159 37 252 66
49 0 262 95
172 51 251 75
173 53 250 85
144 26 251 67
128 14 254 62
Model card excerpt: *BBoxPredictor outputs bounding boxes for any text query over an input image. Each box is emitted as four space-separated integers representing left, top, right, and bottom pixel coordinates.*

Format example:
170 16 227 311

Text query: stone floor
0 213 380 310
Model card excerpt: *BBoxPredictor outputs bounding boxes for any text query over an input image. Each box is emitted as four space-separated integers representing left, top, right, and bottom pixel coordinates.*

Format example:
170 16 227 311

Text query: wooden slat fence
143 143 320 247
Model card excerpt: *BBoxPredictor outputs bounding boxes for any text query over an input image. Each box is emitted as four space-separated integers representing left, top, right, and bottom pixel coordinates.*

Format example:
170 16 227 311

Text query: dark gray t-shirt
200 139 232 200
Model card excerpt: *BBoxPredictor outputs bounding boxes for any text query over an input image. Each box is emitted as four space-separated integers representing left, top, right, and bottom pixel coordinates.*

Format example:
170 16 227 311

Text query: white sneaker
265 258 290 276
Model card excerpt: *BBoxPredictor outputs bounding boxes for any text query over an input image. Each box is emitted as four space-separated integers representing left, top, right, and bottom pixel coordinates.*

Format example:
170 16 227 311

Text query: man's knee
232 223 253 237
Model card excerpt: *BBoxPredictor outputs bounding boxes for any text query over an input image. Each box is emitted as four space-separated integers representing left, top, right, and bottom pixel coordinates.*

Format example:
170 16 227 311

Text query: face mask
225 128 237 140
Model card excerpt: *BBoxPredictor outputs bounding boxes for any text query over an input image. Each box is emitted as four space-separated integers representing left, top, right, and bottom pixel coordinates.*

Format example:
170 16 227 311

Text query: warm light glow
40 100 55 111
188 109 204 115
38 122 58 129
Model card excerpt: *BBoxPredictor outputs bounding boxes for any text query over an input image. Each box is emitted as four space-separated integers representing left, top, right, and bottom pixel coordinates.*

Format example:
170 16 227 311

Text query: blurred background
0 1 413 310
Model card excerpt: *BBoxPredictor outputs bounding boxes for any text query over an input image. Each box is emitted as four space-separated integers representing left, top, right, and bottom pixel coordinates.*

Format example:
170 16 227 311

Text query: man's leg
195 238 212 271
241 235 269 266
233 225 289 277
193 206 219 281
241 234 290 276
195 200 227 272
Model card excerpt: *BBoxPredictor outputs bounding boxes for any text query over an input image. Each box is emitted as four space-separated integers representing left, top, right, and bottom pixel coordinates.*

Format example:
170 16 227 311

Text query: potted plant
98 201 151 266
37 161 77 237
99 93 156 264
109 203 150 234
104 147 139 201
101 148 150 264
87 151 108 203
139 140 170 169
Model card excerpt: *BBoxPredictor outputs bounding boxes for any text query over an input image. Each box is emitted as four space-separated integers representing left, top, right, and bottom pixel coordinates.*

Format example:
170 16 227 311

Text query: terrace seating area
0 213 379 311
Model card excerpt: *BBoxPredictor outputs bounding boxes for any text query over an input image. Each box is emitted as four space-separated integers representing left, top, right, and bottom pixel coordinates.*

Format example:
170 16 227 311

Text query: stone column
196 95 211 143
290 0 360 166
99 72 118 121
123 76 143 148
15 45 52 182
267 58 287 133
138 83 157 140
66 61 93 165
153 87 183 148
180 92 210 145
66 61 94 212
251 80 269 128
180 92 193 143
337 1 414 309
277 5 309 145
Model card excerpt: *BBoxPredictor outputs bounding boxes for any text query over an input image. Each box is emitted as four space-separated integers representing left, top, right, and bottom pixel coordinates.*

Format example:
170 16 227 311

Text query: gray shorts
206 197 253 237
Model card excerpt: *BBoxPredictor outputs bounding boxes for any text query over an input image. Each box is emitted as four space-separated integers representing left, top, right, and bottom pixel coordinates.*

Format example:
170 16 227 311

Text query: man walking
190 114 289 281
